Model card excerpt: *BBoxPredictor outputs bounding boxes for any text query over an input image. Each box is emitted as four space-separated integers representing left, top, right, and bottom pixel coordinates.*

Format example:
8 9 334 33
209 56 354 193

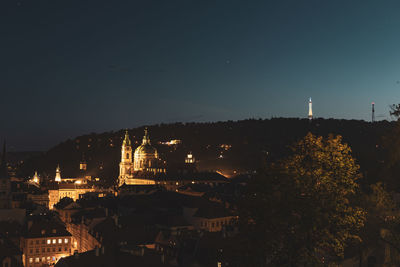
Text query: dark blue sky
2 0 400 150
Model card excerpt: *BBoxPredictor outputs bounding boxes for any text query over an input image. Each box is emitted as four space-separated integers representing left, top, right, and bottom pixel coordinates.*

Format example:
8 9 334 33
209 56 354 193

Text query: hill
17 118 395 187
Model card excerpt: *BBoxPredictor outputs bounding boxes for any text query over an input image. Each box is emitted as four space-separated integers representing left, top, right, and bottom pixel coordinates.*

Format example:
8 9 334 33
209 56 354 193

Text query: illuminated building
308 97 313 120
55 165 62 183
28 171 40 187
185 152 195 164
118 129 165 186
79 154 87 171
48 184 95 210
32 171 40 185
159 139 182 146
118 130 134 185
21 219 73 267
133 128 159 171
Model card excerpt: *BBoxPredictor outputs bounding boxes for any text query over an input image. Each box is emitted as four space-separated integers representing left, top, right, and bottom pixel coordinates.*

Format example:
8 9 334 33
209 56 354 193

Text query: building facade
118 129 165 186
21 220 73 267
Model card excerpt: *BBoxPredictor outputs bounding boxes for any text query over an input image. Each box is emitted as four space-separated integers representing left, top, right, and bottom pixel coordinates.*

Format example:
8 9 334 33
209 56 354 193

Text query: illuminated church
118 128 165 186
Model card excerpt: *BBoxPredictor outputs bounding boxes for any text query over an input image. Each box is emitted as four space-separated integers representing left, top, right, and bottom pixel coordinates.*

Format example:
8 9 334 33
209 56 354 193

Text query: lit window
52 239 56 244
65 239 68 243
58 239 62 244
47 257 50 261
35 258 39 262
47 239 51 244
42 257 45 262
29 258 33 263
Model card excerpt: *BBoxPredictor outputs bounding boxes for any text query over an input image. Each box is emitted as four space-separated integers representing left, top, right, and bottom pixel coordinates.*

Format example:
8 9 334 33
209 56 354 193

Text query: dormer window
41 230 45 235
52 229 56 234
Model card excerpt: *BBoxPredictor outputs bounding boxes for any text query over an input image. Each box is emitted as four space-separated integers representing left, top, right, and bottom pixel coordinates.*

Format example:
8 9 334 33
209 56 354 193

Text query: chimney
161 253 165 263
27 221 33 230
141 247 144 256
101 246 105 255
105 208 108 217
95 247 100 257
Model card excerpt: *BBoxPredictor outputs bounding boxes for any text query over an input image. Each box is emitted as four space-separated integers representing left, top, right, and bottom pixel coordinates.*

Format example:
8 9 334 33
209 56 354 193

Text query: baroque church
118 128 165 186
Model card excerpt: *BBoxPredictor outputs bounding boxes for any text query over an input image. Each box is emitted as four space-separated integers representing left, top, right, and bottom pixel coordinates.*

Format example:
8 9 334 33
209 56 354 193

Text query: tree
389 104 400 119
239 133 366 266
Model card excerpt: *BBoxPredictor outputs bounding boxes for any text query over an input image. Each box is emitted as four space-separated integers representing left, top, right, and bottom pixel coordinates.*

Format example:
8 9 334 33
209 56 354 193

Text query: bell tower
119 130 133 186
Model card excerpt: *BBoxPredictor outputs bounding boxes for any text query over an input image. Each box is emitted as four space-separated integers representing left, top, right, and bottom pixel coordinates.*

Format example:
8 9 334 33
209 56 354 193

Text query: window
47 257 50 261
36 240 39 245
47 239 51 244
65 238 68 243
58 247 62 252
35 258 39 263
47 248 50 252
58 239 62 244
52 239 56 244
42 248 45 252
52 247 56 252
41 239 45 244
42 257 45 262
36 249 39 253
29 240 33 245
29 249 33 254
64 247 68 251
29 258 33 263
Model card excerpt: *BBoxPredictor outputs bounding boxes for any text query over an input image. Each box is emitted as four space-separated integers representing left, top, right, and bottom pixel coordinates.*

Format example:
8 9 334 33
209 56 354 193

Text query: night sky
2 0 400 151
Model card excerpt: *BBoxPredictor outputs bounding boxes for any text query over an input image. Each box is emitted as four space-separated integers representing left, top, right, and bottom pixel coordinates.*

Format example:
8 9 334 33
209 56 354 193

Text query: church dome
134 128 158 171
134 144 157 156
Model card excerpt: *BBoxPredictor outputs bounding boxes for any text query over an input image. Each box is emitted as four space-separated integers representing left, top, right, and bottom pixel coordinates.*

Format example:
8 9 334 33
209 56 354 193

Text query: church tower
119 130 134 186
308 97 313 120
55 164 61 182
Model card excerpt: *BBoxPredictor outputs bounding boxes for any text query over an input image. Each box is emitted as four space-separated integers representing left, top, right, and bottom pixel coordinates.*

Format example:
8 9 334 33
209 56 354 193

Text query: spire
122 130 131 147
142 127 150 145
33 171 39 184
55 164 61 182
308 97 313 120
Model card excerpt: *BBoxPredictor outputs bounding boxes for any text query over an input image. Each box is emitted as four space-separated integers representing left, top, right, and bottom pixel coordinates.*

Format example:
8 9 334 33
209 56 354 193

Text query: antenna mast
371 102 375 122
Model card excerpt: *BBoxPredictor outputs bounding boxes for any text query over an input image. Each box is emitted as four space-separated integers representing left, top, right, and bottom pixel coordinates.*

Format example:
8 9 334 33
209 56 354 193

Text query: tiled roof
25 219 71 238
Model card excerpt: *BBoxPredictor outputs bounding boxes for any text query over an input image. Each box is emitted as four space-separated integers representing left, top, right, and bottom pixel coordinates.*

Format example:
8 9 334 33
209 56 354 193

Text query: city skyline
2 0 400 150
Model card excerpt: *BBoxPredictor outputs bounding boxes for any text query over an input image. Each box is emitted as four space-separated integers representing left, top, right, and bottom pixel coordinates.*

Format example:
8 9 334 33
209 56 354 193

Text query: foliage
239 133 366 266
54 197 73 209
389 104 400 119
